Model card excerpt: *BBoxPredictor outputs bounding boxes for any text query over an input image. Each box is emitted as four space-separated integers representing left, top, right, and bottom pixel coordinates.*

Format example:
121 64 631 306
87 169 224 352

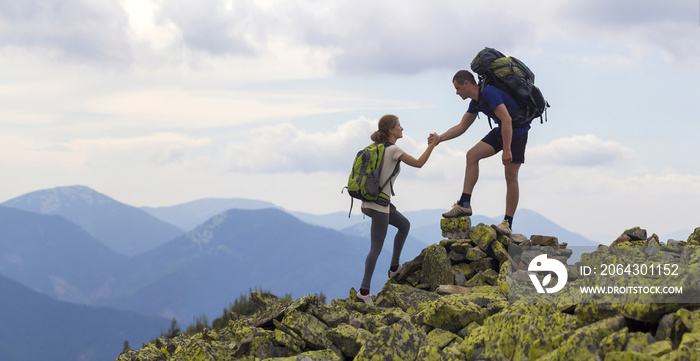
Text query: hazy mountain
100 208 426 322
2 185 185 256
0 206 126 304
141 198 277 231
0 273 169 361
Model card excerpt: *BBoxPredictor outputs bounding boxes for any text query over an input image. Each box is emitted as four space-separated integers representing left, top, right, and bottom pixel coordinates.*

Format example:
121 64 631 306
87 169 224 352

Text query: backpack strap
477 81 494 129
379 161 400 196
378 142 400 197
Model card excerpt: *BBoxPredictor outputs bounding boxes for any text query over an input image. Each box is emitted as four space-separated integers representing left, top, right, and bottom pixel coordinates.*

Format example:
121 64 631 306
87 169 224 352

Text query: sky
0 0 698 242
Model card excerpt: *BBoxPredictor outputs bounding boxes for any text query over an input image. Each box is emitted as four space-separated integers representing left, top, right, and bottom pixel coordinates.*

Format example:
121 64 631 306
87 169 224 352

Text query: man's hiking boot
442 202 472 218
355 292 374 306
493 219 512 236
389 264 404 279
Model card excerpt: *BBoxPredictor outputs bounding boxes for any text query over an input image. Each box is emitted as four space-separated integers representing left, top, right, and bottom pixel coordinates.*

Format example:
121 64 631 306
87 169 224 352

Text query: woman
356 114 439 305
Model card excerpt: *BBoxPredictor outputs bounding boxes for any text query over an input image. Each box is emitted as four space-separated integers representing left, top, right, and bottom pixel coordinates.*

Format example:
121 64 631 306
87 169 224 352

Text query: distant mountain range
0 272 168 361
0 206 126 304
0 184 691 360
2 186 184 256
141 198 277 231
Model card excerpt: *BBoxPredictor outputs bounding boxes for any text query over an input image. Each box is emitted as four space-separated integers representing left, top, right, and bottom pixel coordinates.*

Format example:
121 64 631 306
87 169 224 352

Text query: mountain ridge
0 206 127 304
0 272 169 361
1 185 185 256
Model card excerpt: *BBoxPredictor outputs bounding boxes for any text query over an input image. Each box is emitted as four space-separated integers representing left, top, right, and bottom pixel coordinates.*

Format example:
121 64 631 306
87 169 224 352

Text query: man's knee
504 166 520 184
466 148 483 164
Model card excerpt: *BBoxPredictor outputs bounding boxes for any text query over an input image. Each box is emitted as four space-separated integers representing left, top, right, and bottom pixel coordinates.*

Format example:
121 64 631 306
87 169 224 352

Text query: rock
266 349 342 361
531 234 559 246
645 340 673 358
464 246 487 261
688 227 700 246
440 216 471 239
624 226 648 241
280 309 332 350
435 284 471 295
426 328 459 349
449 241 472 254
420 244 454 292
379 282 440 315
415 295 488 333
470 223 497 250
447 249 466 263
326 323 371 358
355 319 427 361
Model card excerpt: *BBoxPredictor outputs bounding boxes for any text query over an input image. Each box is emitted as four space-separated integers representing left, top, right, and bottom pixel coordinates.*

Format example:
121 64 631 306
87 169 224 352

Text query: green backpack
343 142 400 216
471 47 549 128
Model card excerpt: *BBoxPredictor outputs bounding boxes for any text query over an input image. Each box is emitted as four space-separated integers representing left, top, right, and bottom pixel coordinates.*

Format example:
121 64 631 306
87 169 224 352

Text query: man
432 70 530 235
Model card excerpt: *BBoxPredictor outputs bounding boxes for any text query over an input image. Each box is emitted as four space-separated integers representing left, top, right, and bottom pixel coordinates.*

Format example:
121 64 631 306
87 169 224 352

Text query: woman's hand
428 132 440 146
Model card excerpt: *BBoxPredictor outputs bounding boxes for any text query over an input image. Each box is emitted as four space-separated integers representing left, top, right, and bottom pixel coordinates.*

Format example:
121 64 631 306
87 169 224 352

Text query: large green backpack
471 47 549 128
343 142 400 216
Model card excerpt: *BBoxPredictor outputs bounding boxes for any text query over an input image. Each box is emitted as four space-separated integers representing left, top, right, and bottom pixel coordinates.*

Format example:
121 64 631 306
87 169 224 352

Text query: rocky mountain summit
117 218 700 361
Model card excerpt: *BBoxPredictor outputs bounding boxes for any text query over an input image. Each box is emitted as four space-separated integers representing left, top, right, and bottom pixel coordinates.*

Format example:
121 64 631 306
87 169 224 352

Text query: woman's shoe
355 292 374 306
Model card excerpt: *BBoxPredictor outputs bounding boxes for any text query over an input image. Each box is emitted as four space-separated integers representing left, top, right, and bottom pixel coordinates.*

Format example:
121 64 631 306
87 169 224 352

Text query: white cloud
67 132 212 168
225 117 375 173
554 0 700 65
0 0 132 64
528 134 638 168
222 116 463 177
1 0 695 75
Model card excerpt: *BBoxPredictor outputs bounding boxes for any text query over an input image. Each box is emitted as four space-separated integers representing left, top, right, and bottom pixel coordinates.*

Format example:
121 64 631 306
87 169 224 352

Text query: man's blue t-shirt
468 85 530 136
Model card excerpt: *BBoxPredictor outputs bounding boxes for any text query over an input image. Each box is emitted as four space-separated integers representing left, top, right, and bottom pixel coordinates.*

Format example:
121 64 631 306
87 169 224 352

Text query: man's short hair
453 70 477 85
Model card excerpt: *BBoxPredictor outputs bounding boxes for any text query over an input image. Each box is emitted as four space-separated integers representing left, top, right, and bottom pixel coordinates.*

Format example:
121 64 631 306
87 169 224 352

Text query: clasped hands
427 133 440 146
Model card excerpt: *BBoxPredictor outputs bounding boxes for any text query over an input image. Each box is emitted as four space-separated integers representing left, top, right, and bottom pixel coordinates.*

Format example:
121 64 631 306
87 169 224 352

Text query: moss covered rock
355 319 427 361
420 244 454 292
469 223 497 250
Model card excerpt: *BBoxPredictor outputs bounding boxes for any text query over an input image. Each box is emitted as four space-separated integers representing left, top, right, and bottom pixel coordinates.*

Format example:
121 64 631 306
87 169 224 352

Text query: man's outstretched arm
437 111 477 144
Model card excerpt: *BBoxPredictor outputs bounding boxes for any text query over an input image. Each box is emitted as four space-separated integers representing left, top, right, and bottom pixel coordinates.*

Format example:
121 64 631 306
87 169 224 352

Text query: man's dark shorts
480 128 529 164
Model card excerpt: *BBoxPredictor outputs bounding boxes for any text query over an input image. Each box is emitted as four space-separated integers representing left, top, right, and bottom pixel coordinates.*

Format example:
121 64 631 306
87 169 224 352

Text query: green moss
415 295 487 333
355 319 427 361
538 315 626 361
475 303 582 360
440 217 471 233
470 224 496 250
262 349 341 361
280 309 331 350
426 328 458 349
602 351 653 361
326 323 371 358
598 327 629 355
688 228 700 246
420 244 454 291
643 340 673 358
623 332 651 352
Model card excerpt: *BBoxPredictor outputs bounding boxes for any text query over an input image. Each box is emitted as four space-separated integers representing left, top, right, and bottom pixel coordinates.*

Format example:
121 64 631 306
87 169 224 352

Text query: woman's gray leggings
361 204 410 291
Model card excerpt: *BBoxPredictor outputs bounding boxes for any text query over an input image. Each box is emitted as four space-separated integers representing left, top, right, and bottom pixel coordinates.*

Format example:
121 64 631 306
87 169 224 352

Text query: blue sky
0 0 698 242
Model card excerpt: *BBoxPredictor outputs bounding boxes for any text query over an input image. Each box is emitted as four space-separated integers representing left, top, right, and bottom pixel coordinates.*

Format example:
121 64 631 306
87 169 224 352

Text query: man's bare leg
462 141 496 194
504 162 521 219
443 141 496 218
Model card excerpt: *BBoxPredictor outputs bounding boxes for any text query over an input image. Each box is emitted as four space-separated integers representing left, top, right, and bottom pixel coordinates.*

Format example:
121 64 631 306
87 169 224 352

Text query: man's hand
502 150 513 165
428 133 441 146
